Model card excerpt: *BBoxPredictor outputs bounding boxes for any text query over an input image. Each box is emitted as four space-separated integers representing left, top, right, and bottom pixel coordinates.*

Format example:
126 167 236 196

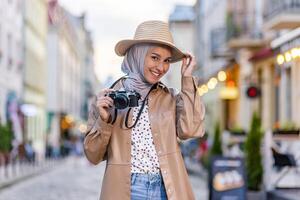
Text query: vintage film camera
108 90 141 110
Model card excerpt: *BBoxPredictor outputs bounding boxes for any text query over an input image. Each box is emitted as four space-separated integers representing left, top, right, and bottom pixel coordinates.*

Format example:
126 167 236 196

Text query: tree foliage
245 112 263 191
0 123 13 152
210 121 223 156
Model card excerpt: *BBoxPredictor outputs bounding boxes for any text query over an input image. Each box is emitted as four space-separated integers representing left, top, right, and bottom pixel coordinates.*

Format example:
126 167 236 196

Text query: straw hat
115 20 186 63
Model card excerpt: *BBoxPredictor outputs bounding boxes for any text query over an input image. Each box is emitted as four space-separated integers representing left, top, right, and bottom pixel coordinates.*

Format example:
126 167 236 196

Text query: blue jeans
131 173 168 200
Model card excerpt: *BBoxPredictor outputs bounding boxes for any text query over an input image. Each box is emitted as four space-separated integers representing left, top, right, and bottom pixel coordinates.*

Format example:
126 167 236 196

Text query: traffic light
246 86 260 98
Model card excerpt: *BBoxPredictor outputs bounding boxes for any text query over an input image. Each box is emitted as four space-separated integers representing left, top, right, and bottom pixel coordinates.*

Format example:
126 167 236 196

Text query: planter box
230 130 246 136
273 129 300 135
247 190 266 200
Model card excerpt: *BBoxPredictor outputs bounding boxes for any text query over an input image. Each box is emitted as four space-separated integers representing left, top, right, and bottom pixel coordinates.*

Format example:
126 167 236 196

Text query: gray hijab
121 44 154 100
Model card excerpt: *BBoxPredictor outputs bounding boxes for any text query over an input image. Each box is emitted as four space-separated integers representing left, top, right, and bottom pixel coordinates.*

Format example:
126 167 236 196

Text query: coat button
158 150 162 155
163 170 167 175
167 188 172 193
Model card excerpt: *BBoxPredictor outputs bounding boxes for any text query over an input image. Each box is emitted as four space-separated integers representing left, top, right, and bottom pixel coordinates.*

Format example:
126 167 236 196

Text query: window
286 67 292 120
7 33 12 70
0 25 2 64
210 27 226 57
258 69 263 118
274 66 281 127
17 40 22 72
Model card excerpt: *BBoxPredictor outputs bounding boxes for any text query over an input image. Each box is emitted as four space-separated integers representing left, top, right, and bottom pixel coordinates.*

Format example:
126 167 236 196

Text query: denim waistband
131 173 164 185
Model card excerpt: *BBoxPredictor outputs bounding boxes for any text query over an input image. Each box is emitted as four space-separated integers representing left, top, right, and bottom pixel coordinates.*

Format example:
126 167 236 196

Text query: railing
210 27 227 56
264 0 300 20
0 158 64 188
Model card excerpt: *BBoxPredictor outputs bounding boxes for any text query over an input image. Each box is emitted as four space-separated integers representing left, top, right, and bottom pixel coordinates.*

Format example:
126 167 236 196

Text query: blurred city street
0 157 208 200
0 0 300 199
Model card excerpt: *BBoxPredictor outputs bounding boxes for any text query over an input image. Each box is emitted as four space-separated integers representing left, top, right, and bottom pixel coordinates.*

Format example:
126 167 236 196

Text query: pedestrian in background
84 20 205 200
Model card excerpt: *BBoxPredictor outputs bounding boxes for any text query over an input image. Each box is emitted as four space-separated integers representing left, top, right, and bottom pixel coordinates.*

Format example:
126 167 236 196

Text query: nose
157 62 164 71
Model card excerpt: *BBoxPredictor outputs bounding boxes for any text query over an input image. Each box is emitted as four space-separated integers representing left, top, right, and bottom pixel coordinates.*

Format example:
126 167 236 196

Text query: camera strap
108 76 128 90
107 76 127 125
124 84 157 129
107 76 157 129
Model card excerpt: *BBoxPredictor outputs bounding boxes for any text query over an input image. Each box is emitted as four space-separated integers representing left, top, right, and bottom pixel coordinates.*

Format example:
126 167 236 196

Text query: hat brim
115 39 186 63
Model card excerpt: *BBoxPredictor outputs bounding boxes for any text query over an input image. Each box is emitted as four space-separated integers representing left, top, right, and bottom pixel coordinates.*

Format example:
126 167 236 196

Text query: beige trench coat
84 76 205 200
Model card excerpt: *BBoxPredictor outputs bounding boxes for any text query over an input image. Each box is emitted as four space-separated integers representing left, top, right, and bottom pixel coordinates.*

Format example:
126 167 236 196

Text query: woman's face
144 46 172 84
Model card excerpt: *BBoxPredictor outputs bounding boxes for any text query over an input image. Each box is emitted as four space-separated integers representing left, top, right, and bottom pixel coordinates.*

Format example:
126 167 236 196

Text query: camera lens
114 94 129 109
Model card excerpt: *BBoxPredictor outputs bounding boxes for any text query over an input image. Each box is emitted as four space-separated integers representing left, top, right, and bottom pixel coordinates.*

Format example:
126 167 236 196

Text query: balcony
210 27 234 58
210 27 227 58
264 0 300 30
225 12 266 49
227 37 266 49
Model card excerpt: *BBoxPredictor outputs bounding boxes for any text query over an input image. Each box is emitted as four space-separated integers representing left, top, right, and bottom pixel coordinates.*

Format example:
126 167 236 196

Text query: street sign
209 156 246 200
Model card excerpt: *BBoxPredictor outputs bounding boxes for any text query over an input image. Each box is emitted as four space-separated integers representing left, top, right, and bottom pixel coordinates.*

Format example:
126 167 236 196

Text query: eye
151 56 159 61
165 58 172 63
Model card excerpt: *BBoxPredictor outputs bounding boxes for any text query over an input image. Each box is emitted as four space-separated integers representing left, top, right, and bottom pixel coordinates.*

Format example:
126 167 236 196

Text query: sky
59 0 196 83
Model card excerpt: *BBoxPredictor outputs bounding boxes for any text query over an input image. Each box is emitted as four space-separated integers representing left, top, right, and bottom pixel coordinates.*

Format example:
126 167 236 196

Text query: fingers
97 88 115 98
181 57 188 74
182 53 196 76
186 55 192 67
97 96 114 110
189 55 196 67
182 56 187 66
96 88 115 110
95 88 115 122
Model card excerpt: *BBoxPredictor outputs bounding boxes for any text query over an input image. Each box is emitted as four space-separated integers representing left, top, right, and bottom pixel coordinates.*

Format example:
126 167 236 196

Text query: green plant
226 12 241 40
244 112 263 191
230 124 244 132
200 151 209 169
0 123 13 152
281 121 298 131
229 125 246 136
210 121 223 156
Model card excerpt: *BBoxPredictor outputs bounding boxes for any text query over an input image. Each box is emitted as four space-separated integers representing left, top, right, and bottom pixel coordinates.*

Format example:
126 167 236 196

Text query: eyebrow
151 52 172 60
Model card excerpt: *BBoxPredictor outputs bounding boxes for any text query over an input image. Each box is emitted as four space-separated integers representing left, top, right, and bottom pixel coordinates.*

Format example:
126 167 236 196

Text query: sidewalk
268 189 300 200
0 158 66 190
0 156 209 200
185 157 209 200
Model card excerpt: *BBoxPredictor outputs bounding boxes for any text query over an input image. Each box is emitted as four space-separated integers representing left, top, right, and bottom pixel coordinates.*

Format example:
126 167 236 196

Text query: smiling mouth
150 71 161 77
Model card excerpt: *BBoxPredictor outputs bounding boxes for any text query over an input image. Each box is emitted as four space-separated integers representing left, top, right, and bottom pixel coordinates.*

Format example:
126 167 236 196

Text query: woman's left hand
181 53 196 77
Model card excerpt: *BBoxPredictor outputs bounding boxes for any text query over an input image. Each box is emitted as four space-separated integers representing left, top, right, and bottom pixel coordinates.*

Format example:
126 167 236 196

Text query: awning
271 27 300 49
249 47 274 62
20 104 38 117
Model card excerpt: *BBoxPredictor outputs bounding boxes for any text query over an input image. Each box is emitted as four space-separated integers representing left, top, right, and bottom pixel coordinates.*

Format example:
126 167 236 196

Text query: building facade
271 32 300 128
22 0 48 161
167 5 196 91
0 0 24 125
47 0 96 153
194 0 233 133
248 0 300 130
0 0 24 150
195 0 276 133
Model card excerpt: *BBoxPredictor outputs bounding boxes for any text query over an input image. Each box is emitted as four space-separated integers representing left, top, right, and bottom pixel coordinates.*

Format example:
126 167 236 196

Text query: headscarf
121 44 154 100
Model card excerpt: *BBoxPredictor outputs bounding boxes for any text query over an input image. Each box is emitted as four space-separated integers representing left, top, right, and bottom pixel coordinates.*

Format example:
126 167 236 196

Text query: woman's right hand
96 88 115 122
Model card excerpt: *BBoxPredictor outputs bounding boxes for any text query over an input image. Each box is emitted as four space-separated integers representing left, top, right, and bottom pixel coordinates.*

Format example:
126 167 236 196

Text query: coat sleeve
175 76 205 140
83 96 113 165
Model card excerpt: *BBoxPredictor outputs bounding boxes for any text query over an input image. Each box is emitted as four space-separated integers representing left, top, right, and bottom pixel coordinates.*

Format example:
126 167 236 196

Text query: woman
84 20 205 200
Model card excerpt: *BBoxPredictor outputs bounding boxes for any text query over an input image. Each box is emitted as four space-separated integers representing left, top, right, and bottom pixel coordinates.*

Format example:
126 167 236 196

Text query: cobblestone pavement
0 157 208 200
